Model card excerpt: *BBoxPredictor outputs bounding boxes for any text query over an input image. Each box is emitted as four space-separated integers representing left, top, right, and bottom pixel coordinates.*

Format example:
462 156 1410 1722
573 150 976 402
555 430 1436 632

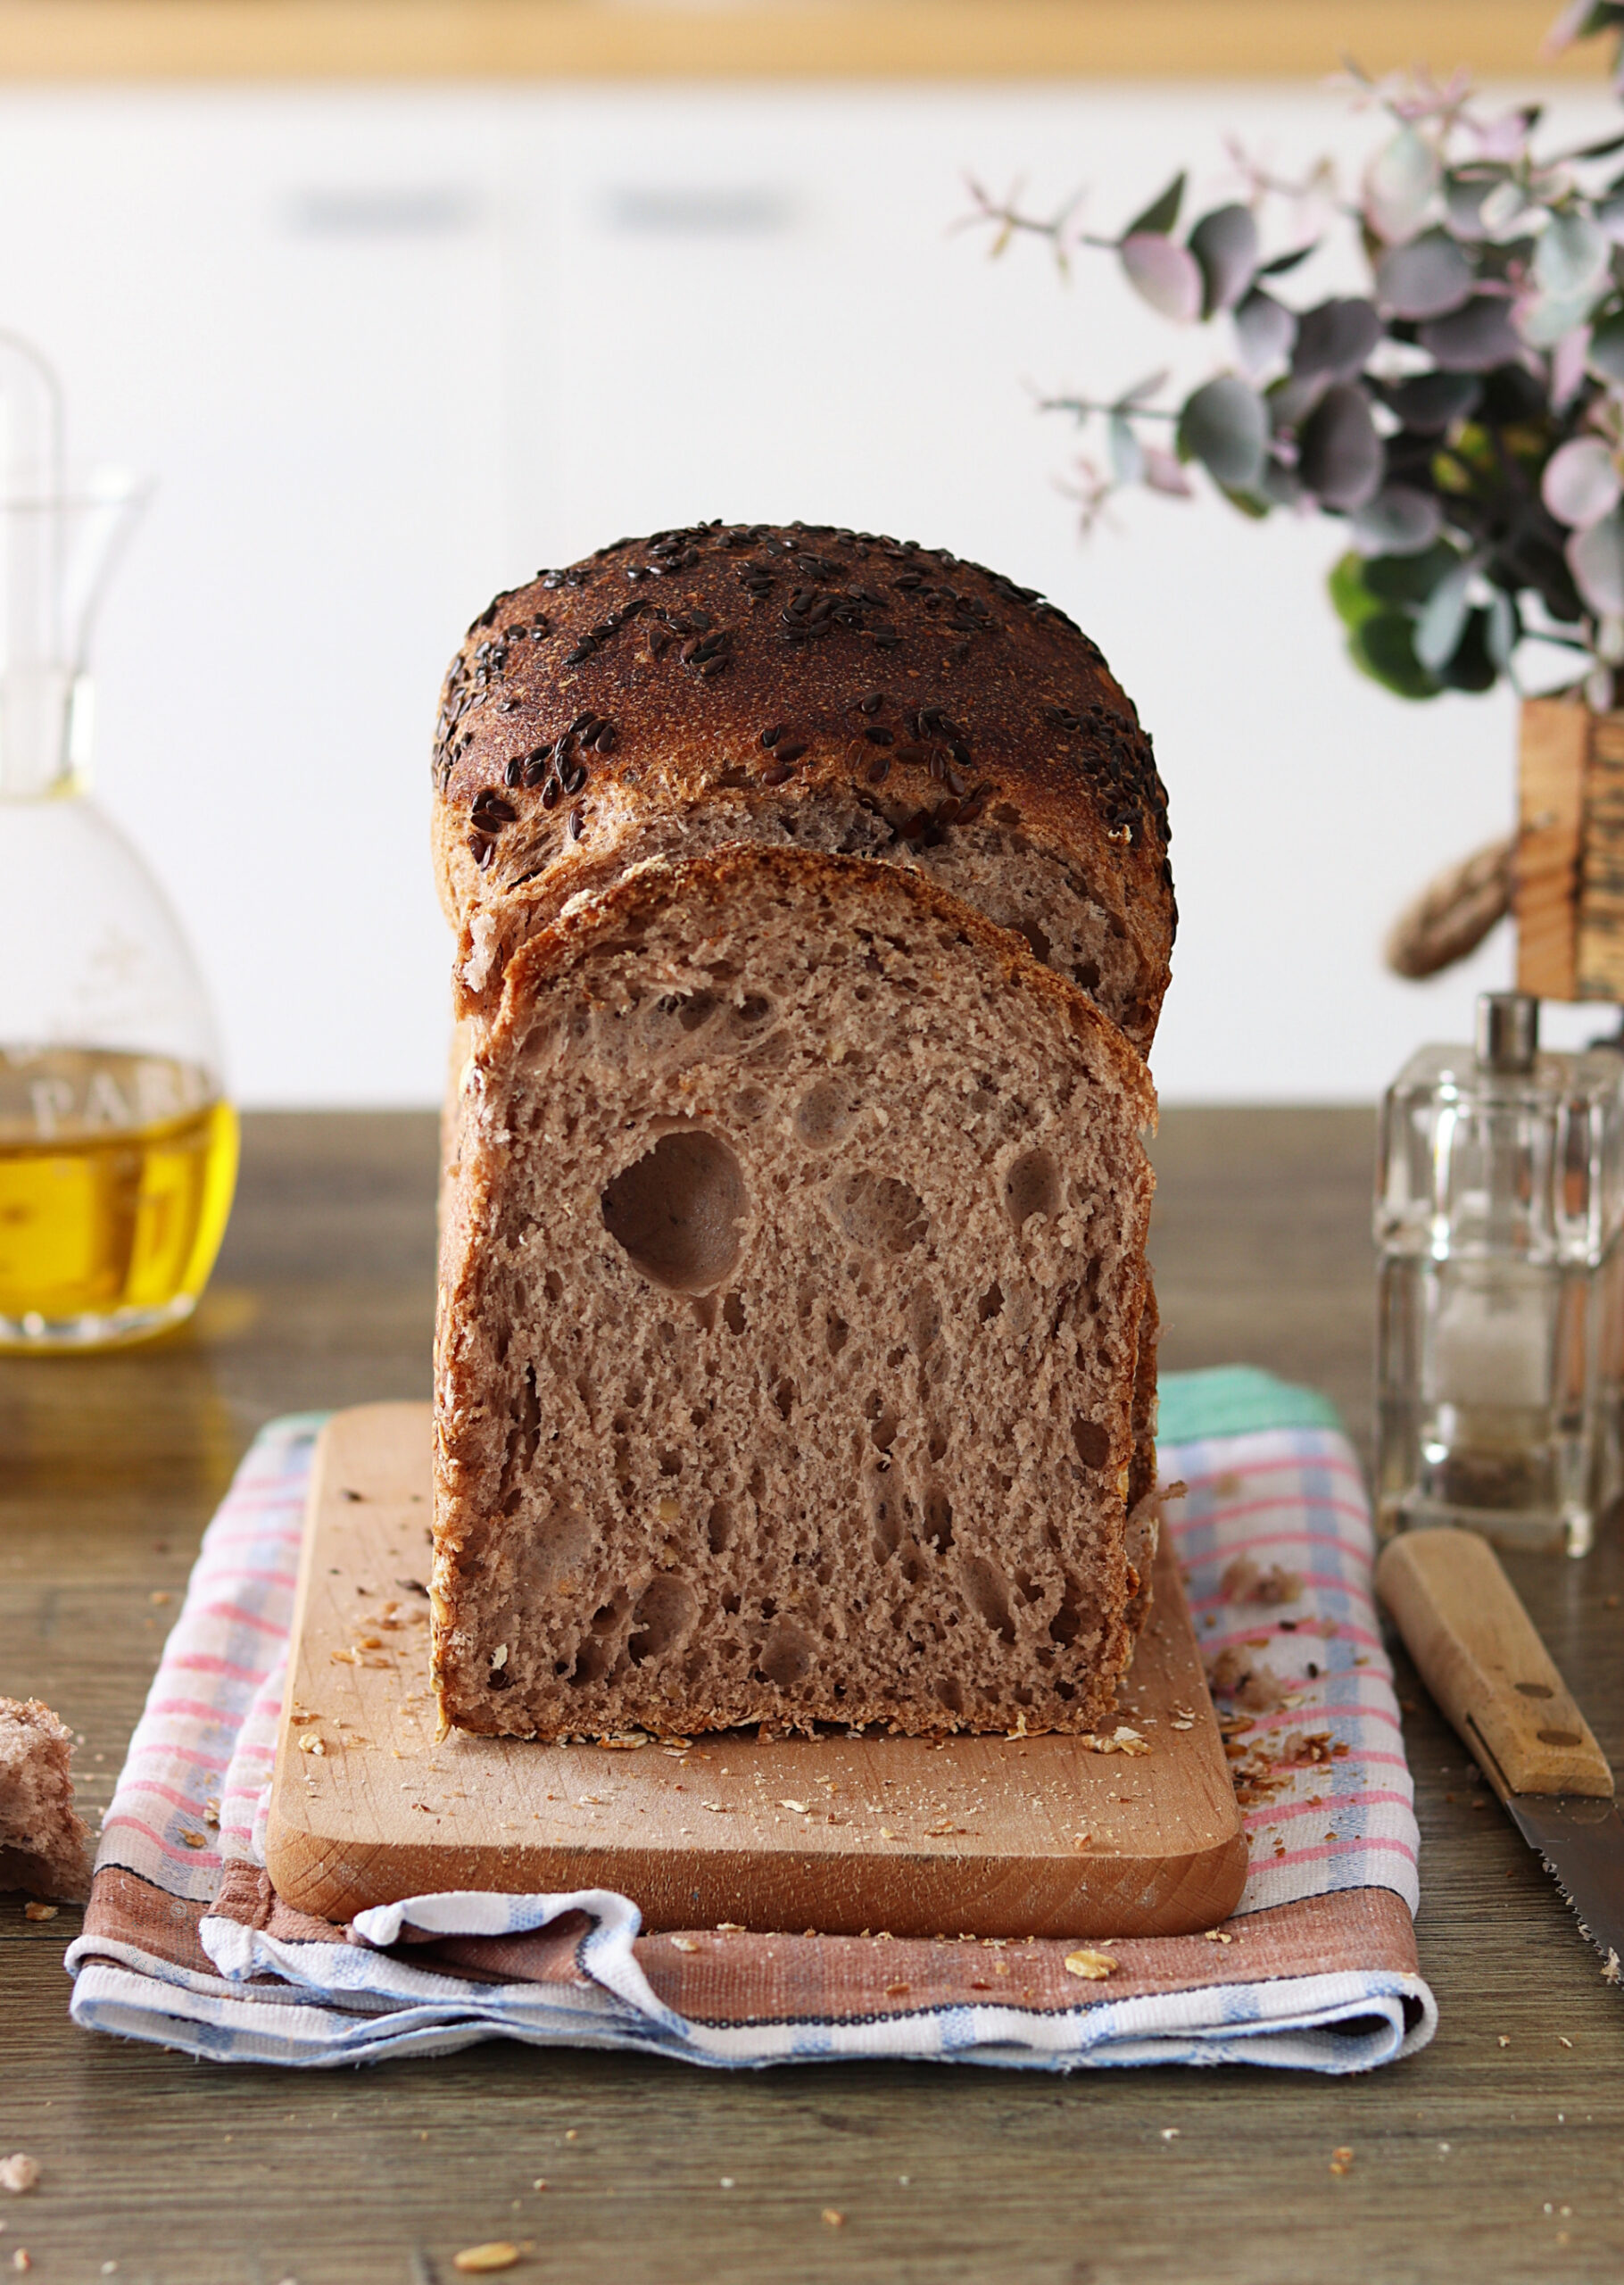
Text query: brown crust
430 520 1173 1051
433 841 1156 1738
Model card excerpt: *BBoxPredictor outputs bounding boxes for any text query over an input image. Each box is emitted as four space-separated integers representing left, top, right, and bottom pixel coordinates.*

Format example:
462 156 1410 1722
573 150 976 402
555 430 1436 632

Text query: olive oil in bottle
0 1048 238 1349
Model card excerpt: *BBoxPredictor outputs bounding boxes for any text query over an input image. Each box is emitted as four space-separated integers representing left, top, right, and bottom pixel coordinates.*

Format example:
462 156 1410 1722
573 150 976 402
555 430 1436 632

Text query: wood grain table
4 1107 1622 2285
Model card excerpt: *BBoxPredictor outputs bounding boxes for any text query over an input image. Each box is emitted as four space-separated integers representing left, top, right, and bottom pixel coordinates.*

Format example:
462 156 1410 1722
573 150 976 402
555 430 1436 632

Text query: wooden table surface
4 1107 1622 2285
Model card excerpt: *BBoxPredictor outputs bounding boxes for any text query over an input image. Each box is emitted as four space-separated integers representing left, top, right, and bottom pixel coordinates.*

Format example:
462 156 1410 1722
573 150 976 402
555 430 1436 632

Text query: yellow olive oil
0 1047 238 1347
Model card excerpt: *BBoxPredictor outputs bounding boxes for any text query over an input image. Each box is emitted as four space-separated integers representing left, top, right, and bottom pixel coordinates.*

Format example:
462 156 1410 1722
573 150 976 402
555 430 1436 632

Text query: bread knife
1375 1526 1624 1982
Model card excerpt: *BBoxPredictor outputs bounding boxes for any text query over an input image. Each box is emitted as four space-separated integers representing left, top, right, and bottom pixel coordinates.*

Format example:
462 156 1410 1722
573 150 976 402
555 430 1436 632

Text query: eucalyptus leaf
1598 188 1624 241
1479 179 1530 237
1537 211 1611 298
1568 509 1624 617
1486 588 1520 670
1589 311 1624 381
1542 435 1621 530
1120 233 1204 322
1520 285 1606 349
1377 230 1475 320
1383 370 1482 432
1440 607 1499 693
1444 174 1492 242
1414 559 1473 669
1114 370 1171 410
1418 295 1524 371
1364 125 1440 245
1189 204 1260 317
1257 241 1318 277
1233 287 1297 374
1123 170 1186 242
1363 541 1466 606
1177 374 1269 488
1298 383 1384 510
1352 485 1444 555
1107 412 1145 485
1329 551 1383 631
1292 297 1382 382
1349 609 1444 699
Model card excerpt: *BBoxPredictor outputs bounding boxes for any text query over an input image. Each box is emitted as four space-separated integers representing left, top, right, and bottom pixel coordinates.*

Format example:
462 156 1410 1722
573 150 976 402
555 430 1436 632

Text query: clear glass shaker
0 337 236 1350
1375 991 1624 1558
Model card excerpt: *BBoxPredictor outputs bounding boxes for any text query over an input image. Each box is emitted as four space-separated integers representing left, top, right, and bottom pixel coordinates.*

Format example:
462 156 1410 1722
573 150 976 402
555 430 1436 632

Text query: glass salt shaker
1375 991 1624 1557
0 335 237 1350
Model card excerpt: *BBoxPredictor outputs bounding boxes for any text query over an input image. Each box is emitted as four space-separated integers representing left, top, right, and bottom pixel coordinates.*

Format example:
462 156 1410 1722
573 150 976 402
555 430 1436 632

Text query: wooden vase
1515 695 1624 1003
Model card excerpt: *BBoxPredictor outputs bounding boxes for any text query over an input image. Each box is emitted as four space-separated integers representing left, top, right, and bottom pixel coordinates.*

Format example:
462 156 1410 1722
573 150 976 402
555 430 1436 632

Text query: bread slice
433 843 1156 1741
0 1698 92 1901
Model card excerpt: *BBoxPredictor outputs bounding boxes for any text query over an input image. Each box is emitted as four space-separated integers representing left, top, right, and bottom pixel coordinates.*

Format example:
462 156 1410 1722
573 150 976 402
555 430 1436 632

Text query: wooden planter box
1515 696 1624 1002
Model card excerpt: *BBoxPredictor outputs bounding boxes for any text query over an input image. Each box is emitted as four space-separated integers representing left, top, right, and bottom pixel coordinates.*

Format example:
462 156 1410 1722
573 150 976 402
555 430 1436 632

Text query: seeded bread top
430 520 1174 1032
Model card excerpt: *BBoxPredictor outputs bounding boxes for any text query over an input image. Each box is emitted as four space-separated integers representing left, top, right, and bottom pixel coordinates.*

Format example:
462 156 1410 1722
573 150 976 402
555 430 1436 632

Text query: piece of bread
0 1698 92 1901
433 843 1156 1740
430 521 1173 1059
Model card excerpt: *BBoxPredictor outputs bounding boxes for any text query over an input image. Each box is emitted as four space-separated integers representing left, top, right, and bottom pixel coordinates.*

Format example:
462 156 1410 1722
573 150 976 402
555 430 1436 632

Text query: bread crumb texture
433 844 1156 1741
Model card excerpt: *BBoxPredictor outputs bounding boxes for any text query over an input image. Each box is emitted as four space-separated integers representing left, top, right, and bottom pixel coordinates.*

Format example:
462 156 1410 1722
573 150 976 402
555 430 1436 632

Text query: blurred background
4 0 1614 1108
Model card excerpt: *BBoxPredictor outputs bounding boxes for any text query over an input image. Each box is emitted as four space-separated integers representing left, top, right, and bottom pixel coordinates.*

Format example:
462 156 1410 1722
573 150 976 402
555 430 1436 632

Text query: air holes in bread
1015 918 1051 966
833 1170 928 1255
757 1617 816 1687
1074 959 1101 993
723 1291 746 1335
1072 1417 1111 1469
959 1556 1016 1644
628 1576 696 1663
601 1127 747 1293
706 1500 733 1553
924 1490 953 1551
1048 1581 1097 1649
1005 1149 1059 1232
794 1079 852 1149
825 1314 849 1357
732 993 774 1029
934 1675 965 1716
978 1280 1004 1322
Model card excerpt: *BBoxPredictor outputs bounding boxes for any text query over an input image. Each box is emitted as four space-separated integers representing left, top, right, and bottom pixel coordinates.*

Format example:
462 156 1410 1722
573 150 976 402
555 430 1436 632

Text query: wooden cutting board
264 1404 1247 1938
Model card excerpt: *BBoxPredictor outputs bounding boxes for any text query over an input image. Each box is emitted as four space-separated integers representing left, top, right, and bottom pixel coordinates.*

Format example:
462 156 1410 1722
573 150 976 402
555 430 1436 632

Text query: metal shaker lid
1475 991 1539 1074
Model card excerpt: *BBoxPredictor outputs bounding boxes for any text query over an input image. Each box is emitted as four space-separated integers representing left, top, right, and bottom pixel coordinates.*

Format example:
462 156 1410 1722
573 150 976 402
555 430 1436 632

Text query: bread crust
433 841 1156 1739
430 521 1174 1054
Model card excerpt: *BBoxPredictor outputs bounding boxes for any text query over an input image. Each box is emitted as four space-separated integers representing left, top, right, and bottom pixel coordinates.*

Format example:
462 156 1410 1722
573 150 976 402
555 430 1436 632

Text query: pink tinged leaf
1376 230 1474 320
1543 436 1621 530
1473 109 1533 162
1570 511 1624 618
1545 0 1595 53
1418 295 1523 371
1553 323 1593 410
1363 124 1439 245
1188 204 1260 315
1297 383 1384 510
1233 287 1296 374
1119 233 1203 323
1520 287 1603 351
1140 444 1193 496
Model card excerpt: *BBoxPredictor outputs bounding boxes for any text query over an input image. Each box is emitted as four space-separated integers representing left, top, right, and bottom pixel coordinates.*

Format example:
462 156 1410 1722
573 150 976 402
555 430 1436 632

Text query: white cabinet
0 81 1604 1103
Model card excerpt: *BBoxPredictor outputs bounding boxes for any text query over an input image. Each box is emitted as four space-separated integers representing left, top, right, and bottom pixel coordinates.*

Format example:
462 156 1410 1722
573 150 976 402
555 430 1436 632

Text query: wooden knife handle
1375 1527 1613 1800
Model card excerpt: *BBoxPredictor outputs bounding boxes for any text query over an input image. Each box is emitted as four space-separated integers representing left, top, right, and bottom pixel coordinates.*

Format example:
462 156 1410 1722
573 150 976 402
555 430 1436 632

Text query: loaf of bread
431 523 1172 1741
0 1697 92 1900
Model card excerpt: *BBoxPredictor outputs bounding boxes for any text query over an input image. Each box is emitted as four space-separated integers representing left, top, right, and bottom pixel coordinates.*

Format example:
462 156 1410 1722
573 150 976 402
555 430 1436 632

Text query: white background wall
1 79 1614 1106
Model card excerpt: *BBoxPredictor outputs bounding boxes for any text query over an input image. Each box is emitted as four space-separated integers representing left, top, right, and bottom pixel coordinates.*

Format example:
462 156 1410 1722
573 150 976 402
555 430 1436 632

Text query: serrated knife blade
1376 1527 1622 1982
1500 1789 1624 1981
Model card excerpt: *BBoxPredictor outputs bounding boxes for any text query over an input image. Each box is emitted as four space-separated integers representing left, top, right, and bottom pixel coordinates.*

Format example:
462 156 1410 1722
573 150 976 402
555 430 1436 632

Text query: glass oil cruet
0 335 237 1350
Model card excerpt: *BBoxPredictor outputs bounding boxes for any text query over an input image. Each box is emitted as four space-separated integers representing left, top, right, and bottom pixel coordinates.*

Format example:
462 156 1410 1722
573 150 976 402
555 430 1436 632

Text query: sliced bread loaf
0 1697 91 1901
433 843 1156 1741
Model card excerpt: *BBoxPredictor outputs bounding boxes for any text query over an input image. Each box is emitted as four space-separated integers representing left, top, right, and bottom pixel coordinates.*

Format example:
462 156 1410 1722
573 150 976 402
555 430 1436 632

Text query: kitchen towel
66 1371 1434 2072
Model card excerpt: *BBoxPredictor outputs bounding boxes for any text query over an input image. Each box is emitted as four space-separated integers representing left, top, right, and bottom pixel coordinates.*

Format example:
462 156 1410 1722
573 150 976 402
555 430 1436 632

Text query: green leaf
1258 240 1318 277
1347 610 1444 699
1123 170 1185 241
1329 550 1383 632
1438 606 1499 693
1363 540 1464 608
